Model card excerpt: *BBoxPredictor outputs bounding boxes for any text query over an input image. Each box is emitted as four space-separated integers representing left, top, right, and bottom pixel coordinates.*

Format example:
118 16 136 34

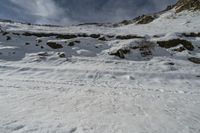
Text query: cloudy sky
0 0 177 25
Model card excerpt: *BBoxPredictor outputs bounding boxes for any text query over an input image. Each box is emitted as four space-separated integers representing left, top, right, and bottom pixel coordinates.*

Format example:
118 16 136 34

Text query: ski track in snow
0 57 200 133
0 76 200 133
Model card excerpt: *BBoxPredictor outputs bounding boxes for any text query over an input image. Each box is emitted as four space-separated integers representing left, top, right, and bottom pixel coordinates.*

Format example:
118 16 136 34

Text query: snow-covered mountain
0 0 200 133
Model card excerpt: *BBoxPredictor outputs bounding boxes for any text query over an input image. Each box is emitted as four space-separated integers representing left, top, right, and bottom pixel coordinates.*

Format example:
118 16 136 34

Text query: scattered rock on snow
109 49 130 59
182 32 200 37
47 42 63 49
90 34 101 38
98 36 107 41
74 40 81 43
68 42 75 47
139 45 153 57
2 32 9 36
135 15 157 24
116 35 144 40
58 53 66 58
25 42 30 45
173 47 186 52
157 39 194 51
56 34 77 39
6 36 11 40
188 57 200 64
37 39 42 43
164 62 175 65
38 52 49 56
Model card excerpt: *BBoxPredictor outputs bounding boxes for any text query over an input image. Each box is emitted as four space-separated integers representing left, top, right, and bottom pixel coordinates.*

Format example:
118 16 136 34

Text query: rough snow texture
0 10 200 133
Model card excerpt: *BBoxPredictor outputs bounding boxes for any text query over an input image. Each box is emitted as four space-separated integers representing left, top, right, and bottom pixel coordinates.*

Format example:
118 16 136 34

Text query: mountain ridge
174 0 200 12
1 0 200 27
116 0 200 26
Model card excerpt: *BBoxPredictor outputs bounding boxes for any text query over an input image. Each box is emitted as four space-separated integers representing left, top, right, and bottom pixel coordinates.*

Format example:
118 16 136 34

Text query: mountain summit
174 0 200 12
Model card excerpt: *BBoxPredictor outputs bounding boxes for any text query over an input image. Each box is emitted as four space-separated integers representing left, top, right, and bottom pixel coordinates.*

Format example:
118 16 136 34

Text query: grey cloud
0 0 177 25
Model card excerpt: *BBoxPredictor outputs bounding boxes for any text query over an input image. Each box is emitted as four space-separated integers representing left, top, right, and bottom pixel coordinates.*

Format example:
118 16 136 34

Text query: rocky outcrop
157 39 194 51
109 49 130 59
174 0 200 12
134 15 157 24
115 14 158 26
47 42 63 49
116 35 144 40
114 0 200 27
188 57 200 64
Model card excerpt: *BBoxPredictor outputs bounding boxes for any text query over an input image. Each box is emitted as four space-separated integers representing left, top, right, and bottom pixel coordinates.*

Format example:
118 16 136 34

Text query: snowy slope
0 7 200 133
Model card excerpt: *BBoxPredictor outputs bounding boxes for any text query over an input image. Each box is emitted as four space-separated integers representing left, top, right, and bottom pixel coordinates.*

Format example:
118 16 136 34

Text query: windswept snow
1 11 200 36
0 10 200 133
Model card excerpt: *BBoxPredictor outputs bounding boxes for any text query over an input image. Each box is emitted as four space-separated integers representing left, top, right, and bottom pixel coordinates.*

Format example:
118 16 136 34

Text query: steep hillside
174 0 200 12
116 0 200 26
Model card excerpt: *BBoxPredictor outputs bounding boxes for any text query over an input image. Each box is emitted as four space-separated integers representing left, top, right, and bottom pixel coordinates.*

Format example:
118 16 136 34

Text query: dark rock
69 127 77 133
182 32 200 37
6 36 11 40
74 40 81 43
120 20 132 25
116 35 144 40
38 52 49 56
22 32 57 37
90 34 101 38
77 33 89 37
107 35 115 38
164 62 175 65
47 42 63 49
139 45 152 57
157 39 194 51
12 33 20 36
37 39 42 43
98 37 107 41
109 49 130 59
22 32 77 39
135 15 157 24
115 14 157 26
131 46 140 49
174 0 200 12
58 53 66 58
188 57 200 64
25 42 30 45
56 34 77 39
2 32 9 36
68 42 75 46
173 47 186 52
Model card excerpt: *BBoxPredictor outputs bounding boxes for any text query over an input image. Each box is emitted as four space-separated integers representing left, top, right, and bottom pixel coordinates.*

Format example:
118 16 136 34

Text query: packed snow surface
0 11 200 133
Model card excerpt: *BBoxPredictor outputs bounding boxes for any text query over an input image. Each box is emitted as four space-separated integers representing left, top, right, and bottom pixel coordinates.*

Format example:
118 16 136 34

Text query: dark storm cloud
0 0 177 25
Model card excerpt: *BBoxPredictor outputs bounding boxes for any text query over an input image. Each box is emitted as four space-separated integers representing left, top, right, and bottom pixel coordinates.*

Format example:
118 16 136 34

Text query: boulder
47 42 63 49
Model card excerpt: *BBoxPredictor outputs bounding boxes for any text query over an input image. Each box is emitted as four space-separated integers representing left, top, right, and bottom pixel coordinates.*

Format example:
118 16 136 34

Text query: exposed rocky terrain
174 0 200 12
116 0 200 26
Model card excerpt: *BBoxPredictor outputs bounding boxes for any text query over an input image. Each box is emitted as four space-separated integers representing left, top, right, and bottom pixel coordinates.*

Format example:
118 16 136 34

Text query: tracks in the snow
0 77 199 95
